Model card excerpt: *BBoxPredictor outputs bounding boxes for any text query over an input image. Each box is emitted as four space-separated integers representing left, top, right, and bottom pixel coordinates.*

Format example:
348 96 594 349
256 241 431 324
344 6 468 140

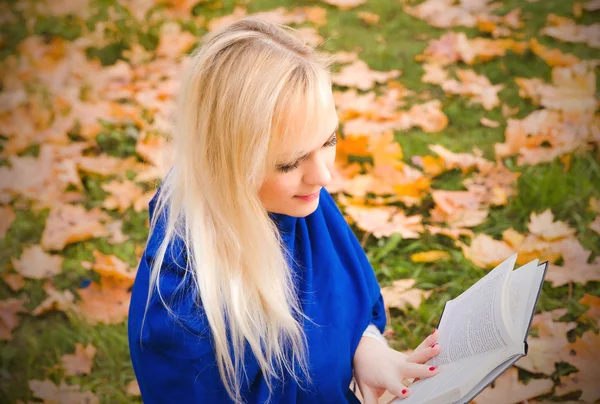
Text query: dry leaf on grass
0 205 16 237
11 245 63 279
0 297 28 341
31 282 76 316
589 216 600 235
29 379 99 404
472 367 553 403
61 343 97 376
41 204 108 251
516 309 577 375
381 279 432 311
458 233 516 269
528 209 576 241
332 59 401 91
92 250 136 288
76 278 131 325
2 273 25 292
578 293 600 325
554 331 600 402
410 250 450 263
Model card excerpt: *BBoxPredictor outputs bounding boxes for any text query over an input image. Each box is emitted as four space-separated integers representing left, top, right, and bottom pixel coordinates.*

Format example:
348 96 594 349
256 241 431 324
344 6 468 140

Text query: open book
388 254 547 404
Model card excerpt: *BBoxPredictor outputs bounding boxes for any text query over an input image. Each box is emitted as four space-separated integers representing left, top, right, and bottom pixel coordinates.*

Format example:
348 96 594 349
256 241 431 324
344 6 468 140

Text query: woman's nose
303 155 332 186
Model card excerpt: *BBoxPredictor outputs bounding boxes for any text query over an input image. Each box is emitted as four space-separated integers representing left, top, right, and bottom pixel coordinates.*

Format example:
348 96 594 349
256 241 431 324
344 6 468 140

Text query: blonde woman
128 16 441 404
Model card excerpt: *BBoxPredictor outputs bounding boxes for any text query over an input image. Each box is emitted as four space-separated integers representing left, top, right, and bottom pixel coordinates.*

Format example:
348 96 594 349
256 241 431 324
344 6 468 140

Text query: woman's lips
294 191 319 201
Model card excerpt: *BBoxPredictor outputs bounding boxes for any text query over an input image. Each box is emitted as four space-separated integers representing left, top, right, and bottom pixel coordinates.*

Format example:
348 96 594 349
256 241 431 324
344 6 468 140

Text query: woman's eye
277 134 337 173
324 133 337 147
278 161 300 173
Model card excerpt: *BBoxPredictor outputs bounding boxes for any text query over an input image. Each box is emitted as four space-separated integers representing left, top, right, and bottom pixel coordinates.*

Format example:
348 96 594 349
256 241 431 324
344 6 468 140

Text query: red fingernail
430 342 438 348
402 389 407 394
429 366 436 371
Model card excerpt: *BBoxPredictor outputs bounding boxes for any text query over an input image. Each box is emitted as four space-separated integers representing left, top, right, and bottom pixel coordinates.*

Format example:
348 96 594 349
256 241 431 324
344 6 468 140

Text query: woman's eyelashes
277 133 337 173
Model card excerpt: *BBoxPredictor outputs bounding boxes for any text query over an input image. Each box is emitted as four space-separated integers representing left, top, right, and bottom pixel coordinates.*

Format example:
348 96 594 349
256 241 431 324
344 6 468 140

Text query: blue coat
128 187 387 403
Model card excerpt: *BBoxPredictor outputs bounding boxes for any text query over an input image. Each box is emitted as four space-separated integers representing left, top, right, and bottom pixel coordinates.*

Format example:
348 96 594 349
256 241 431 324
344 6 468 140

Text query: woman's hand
352 329 441 404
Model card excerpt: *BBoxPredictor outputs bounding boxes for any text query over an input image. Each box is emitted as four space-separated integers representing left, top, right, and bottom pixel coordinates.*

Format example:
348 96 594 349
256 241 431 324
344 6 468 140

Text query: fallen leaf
527 209 576 241
61 343 97 376
410 250 450 263
546 237 600 286
589 216 600 235
480 117 500 128
29 379 99 404
344 205 424 239
2 273 25 292
92 250 136 287
458 233 516 268
381 279 432 311
41 204 108 251
102 180 145 213
126 380 141 396
76 278 131 325
0 297 28 341
11 245 63 279
31 282 76 316
579 293 600 326
332 59 401 91
529 38 580 67
472 367 553 403
0 205 16 237
541 15 600 48
516 309 577 375
554 331 600 402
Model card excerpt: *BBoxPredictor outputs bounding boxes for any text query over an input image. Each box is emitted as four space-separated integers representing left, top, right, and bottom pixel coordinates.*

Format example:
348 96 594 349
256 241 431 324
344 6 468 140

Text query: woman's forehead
273 88 338 162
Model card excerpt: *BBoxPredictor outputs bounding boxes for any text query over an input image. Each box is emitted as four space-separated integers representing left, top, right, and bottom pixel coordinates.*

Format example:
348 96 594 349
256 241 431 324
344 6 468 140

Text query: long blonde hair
140 17 335 403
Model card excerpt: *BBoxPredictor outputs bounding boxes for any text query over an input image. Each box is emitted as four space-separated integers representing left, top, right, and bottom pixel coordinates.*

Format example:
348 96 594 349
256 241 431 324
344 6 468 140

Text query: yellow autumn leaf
410 250 451 263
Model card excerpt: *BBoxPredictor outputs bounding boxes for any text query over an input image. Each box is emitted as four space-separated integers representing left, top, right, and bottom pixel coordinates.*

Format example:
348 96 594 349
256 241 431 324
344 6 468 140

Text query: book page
507 259 540 335
393 348 518 404
429 254 517 367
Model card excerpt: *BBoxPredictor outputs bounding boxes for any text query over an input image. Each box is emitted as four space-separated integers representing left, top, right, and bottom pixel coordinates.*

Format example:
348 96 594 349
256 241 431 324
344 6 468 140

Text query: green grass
0 0 599 402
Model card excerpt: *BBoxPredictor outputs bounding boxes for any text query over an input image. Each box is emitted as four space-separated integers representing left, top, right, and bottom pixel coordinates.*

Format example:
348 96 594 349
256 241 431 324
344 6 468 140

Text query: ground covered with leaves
0 0 599 403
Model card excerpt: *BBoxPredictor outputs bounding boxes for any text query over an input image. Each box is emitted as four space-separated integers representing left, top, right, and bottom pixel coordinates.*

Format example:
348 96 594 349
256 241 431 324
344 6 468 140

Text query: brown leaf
344 205 424 239
0 205 16 237
332 59 401 91
101 180 145 213
41 204 108 251
0 297 28 341
76 278 131 325
126 380 141 396
429 144 494 173
92 250 136 288
579 293 600 326
381 279 432 311
589 215 600 235
472 367 553 403
554 331 600 402
546 237 600 286
541 15 600 48
61 343 96 376
529 38 580 67
480 117 500 128
516 309 577 375
440 69 504 111
2 273 25 292
458 233 516 268
11 245 63 279
528 209 576 241
29 379 99 404
31 282 76 317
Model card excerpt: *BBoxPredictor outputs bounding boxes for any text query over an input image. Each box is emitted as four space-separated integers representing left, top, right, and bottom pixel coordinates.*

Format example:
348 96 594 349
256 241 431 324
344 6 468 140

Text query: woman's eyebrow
285 122 339 163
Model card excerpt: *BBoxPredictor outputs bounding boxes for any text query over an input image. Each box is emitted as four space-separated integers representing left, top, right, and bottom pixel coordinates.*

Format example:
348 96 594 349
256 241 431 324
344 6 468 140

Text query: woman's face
259 92 339 217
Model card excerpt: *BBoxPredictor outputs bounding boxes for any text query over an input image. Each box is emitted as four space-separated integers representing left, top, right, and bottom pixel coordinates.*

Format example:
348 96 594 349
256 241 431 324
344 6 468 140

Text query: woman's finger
405 343 440 364
413 328 439 352
386 381 410 400
399 362 441 380
360 385 380 404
